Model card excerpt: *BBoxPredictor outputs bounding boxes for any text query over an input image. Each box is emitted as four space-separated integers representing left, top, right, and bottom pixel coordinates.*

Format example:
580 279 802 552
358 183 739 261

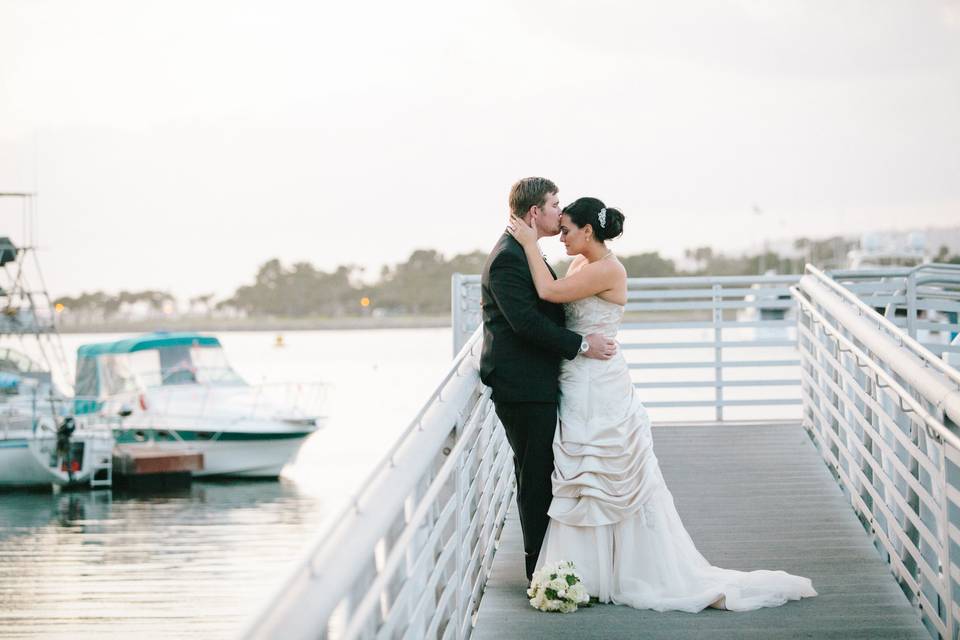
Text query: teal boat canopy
76 332 222 359
74 332 234 414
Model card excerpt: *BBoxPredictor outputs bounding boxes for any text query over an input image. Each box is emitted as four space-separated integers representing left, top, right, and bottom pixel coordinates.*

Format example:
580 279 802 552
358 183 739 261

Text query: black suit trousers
493 400 557 581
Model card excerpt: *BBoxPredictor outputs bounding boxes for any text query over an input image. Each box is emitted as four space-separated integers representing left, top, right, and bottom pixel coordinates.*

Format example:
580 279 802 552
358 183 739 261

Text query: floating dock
112 446 204 489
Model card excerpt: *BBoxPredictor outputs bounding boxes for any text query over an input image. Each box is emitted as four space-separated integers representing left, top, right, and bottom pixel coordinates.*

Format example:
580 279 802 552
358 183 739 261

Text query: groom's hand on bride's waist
582 334 617 360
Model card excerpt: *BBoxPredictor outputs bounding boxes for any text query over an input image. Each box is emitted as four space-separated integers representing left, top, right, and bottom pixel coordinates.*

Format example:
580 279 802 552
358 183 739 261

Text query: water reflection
0 481 323 639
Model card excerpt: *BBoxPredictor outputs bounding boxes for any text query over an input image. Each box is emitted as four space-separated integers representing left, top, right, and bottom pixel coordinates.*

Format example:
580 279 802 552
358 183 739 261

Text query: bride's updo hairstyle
562 197 624 242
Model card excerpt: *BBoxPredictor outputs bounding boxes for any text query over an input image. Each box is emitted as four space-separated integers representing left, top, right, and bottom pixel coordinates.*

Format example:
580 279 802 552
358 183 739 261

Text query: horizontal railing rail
240 327 513 640
793 264 960 639
453 272 802 422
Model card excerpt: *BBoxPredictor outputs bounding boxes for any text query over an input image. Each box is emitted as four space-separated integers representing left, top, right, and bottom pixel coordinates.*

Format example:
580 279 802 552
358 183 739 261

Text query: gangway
242 266 960 639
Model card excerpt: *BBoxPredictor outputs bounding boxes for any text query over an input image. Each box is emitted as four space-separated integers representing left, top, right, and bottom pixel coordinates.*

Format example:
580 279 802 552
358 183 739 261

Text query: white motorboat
0 349 113 488
74 332 325 478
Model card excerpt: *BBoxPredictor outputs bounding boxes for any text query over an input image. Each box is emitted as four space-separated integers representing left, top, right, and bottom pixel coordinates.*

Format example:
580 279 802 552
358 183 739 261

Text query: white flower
570 583 590 603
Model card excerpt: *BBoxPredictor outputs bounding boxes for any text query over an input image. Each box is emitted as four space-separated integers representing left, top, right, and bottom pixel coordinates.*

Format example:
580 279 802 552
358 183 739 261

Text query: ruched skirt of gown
535 297 816 612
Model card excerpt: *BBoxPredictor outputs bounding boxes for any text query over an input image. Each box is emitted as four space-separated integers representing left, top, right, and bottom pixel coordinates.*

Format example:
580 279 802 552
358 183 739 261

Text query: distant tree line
54 241 960 320
53 290 176 323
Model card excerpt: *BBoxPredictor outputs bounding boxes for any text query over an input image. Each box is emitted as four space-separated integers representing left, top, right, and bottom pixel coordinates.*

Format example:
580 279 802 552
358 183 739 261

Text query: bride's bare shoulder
565 254 589 276
612 257 628 278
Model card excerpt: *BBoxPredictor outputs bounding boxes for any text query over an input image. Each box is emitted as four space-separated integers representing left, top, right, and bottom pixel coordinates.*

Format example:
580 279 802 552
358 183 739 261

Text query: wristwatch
580 337 589 354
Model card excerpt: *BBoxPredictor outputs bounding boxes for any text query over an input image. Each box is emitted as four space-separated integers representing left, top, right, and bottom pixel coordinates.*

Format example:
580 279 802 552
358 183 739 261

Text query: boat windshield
0 348 46 376
99 345 245 393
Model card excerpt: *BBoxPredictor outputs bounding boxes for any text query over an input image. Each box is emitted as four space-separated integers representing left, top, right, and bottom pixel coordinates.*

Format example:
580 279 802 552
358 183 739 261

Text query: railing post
906 271 918 340
452 273 463 357
454 449 465 639
712 283 723 422
939 443 955 640
798 312 812 431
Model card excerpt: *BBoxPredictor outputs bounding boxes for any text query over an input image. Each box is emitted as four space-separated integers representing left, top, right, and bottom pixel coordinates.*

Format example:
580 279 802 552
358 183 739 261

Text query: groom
480 176 617 580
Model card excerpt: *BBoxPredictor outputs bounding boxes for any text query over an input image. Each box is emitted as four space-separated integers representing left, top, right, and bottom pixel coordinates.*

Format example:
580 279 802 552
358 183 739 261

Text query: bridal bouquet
527 560 591 613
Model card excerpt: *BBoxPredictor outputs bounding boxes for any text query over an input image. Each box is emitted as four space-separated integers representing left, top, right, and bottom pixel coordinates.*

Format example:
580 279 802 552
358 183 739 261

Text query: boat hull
113 430 313 478
0 436 98 488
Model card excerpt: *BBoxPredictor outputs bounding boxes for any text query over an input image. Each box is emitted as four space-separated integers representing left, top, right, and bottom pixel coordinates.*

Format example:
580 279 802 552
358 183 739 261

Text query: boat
0 350 114 488
0 193 115 489
73 332 325 478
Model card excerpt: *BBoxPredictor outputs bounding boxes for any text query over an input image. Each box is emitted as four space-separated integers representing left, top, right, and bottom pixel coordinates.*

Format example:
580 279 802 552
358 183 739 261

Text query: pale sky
1 0 958 300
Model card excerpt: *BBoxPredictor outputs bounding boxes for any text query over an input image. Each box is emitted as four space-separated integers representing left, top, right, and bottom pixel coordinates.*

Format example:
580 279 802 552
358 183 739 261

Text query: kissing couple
479 177 817 612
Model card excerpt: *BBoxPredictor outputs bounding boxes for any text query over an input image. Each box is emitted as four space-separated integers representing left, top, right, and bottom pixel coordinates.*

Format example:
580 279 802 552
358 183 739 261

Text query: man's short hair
509 177 558 218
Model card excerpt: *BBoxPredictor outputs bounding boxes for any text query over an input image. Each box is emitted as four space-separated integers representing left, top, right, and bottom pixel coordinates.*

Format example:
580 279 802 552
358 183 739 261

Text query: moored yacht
73 332 325 478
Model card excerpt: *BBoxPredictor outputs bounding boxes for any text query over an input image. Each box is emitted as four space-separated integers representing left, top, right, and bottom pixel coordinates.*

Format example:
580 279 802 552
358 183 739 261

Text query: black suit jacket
479 233 581 403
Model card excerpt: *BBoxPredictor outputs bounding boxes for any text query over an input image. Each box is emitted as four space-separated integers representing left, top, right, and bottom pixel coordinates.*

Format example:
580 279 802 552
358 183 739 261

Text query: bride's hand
506 214 537 248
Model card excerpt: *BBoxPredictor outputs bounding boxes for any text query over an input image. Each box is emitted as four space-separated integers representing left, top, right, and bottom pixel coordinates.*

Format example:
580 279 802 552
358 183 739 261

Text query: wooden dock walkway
473 423 929 639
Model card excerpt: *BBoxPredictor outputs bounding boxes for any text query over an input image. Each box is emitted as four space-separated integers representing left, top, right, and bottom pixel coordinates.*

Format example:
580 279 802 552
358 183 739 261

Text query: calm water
0 328 453 639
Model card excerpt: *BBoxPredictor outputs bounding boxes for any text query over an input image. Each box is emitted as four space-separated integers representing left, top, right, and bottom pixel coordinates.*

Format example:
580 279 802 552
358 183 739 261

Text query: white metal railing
240 327 514 640
828 263 960 359
453 272 803 422
792 265 960 639
805 265 960 390
451 273 482 357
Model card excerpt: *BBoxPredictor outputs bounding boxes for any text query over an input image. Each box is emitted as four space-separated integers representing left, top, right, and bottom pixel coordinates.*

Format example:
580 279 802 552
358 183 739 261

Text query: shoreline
56 315 452 334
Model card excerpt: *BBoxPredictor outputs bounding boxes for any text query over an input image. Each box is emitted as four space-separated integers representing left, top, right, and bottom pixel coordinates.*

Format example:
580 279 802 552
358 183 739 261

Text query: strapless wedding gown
535 295 816 612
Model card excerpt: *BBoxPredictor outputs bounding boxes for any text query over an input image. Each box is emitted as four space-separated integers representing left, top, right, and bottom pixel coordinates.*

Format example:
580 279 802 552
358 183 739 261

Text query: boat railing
84 380 328 428
0 391 120 441
453 272 803 423
241 327 512 639
792 264 960 639
0 411 34 440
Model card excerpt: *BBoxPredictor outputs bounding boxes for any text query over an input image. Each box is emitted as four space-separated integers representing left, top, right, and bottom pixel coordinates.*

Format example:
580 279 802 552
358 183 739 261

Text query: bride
506 197 816 612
